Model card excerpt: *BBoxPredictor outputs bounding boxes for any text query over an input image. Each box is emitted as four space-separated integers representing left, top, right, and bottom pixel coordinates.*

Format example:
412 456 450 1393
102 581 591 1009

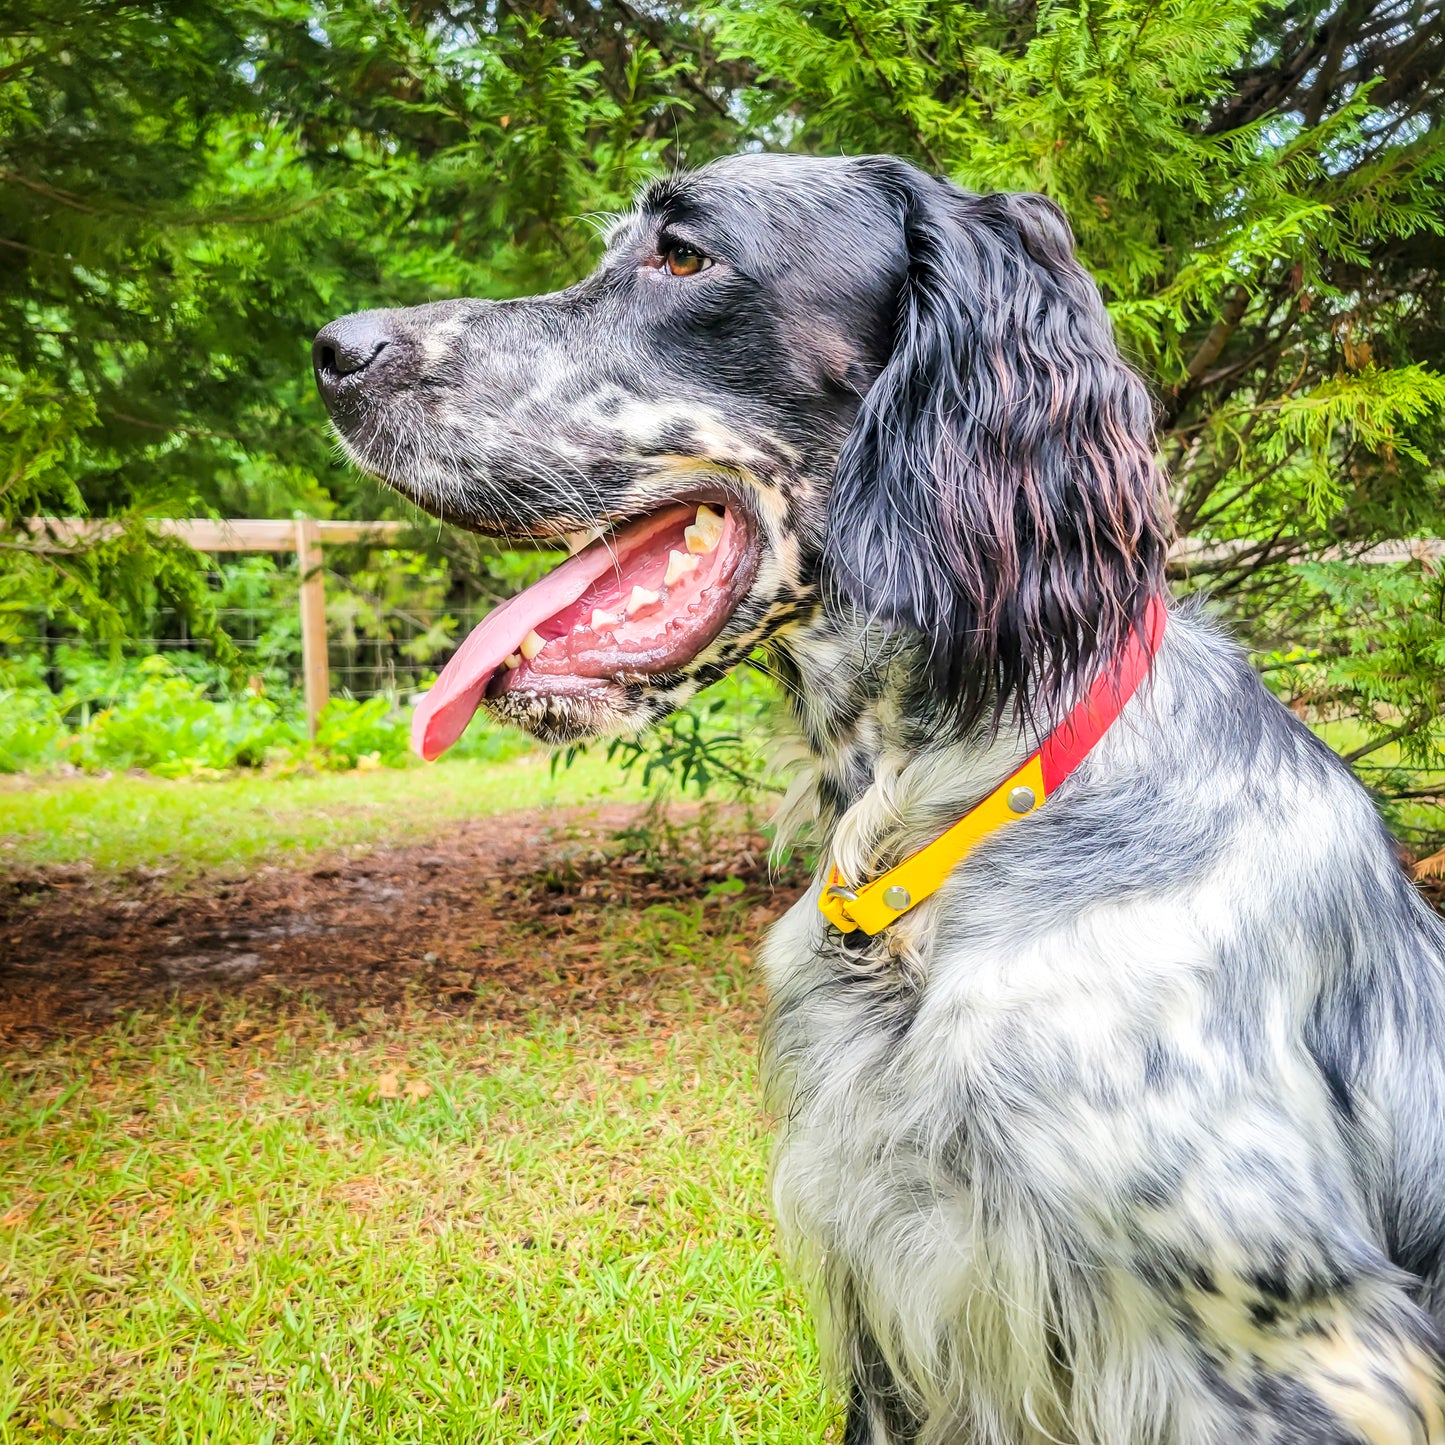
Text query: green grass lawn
1 999 830 1444
0 765 832 1443
0 752 648 876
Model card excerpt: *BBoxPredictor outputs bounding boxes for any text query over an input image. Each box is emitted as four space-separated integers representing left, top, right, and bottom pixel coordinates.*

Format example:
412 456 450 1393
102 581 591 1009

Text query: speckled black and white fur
315 153 1445 1442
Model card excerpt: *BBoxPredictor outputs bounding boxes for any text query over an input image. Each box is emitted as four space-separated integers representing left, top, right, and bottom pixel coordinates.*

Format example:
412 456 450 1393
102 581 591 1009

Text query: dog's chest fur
761 883 1234 1443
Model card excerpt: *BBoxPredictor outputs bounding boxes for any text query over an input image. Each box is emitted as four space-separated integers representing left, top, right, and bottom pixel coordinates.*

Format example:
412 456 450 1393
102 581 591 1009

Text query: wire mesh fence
6 566 487 704
6 522 566 745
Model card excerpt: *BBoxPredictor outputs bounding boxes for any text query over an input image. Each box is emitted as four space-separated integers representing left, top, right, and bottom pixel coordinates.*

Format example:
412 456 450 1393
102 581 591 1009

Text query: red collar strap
819 597 1169 935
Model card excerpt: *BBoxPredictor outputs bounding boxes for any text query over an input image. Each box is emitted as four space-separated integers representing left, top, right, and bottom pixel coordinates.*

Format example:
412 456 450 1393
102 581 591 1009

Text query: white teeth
664 550 699 587
684 503 725 555
563 526 603 556
502 652 521 669
625 586 660 617
519 629 546 659
590 608 620 630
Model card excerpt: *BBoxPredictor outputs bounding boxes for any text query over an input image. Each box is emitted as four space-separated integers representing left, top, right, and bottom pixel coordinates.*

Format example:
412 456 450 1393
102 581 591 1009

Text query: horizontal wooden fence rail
13 517 1443 738
1172 537 1445 568
16 516 414 552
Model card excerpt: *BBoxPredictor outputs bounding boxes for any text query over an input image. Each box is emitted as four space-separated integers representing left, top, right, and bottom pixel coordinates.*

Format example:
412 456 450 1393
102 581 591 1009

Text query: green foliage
1 0 736 639
0 654 391 776
1264 557 1445 837
0 652 535 777
56 659 292 775
4 0 1445 808
556 664 782 800
0 687 66 775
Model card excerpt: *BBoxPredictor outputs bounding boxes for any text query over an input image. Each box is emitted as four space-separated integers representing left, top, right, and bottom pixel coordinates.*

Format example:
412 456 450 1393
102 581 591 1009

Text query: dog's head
313 154 1170 755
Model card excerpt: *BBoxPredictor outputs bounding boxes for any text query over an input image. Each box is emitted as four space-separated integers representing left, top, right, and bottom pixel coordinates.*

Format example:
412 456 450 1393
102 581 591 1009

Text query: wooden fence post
294 516 329 737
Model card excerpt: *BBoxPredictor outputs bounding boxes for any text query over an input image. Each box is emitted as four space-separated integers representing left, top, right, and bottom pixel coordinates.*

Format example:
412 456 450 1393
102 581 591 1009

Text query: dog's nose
312 312 391 407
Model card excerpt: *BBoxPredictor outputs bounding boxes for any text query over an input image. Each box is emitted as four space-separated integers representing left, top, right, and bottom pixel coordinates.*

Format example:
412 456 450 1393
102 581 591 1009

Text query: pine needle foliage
1 1 740 648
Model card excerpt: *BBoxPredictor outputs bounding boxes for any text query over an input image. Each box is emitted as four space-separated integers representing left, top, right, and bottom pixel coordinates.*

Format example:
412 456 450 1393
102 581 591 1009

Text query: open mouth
411 502 757 760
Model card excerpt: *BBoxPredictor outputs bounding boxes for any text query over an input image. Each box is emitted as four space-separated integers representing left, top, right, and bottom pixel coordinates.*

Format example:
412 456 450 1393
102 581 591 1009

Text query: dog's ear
823 166 1171 730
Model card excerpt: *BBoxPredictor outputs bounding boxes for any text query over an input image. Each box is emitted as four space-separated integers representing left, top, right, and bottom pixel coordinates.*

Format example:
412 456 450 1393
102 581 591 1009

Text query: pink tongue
411 507 691 762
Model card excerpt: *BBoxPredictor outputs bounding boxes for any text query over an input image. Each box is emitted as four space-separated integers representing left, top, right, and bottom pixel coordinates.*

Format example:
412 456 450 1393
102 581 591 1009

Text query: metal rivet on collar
1007 785 1037 815
882 884 911 911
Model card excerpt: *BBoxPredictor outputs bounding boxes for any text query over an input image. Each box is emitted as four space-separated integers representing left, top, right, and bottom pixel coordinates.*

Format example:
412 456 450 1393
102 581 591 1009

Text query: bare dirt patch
0 803 806 1052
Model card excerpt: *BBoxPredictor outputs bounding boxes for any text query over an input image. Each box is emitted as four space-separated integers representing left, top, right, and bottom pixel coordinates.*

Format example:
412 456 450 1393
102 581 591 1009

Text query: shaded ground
7 786 1439 1055
0 802 807 1051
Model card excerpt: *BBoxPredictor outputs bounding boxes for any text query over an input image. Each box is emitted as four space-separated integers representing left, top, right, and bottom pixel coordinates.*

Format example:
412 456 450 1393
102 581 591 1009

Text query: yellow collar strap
818 599 1168 936
819 753 1047 934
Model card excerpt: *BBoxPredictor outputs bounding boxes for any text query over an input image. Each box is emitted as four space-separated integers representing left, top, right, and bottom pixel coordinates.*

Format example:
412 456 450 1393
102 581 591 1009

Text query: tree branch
1343 717 1423 765
0 169 97 214
1163 284 1251 424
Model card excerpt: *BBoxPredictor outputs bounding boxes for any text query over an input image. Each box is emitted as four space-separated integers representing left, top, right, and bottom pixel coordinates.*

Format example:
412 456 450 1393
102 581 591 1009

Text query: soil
7 805 1441 1058
0 804 808 1053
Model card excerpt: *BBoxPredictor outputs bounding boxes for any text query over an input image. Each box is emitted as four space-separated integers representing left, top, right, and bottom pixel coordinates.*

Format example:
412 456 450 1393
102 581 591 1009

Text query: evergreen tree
0 1 743 643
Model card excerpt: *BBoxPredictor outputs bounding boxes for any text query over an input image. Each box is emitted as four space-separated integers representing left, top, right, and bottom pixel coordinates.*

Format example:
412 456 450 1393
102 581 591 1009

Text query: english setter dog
314 153 1445 1444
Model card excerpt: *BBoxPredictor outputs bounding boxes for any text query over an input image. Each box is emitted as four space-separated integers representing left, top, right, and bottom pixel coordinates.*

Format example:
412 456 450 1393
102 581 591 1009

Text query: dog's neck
766 612 1040 886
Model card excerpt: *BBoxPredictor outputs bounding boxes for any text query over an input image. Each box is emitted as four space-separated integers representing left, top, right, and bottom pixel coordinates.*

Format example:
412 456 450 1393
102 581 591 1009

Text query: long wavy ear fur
823 161 1172 731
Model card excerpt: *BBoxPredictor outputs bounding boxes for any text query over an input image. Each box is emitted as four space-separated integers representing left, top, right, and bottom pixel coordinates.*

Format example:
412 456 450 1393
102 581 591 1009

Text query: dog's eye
664 244 711 277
